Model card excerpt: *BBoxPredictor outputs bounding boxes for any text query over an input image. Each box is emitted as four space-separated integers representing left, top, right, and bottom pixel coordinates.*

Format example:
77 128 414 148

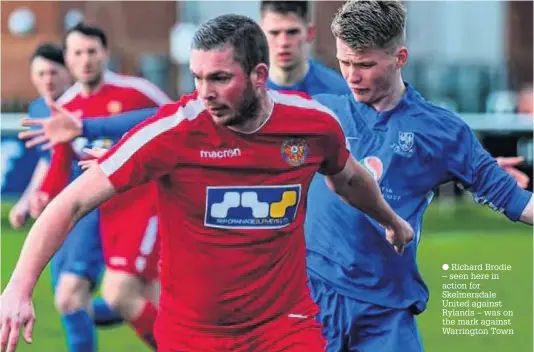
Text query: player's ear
251 63 269 88
306 23 316 43
396 47 408 68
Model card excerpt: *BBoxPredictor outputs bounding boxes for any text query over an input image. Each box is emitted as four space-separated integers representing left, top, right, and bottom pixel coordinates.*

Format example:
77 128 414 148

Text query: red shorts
100 186 160 281
155 311 325 352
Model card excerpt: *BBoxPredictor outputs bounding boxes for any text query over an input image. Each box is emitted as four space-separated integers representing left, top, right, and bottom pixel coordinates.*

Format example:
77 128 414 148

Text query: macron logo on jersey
200 148 241 159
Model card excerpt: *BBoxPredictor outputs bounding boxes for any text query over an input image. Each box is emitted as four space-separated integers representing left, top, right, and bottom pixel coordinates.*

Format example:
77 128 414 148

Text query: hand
29 192 50 219
78 147 109 171
0 286 35 352
8 202 29 230
496 156 530 189
385 217 414 255
18 99 82 150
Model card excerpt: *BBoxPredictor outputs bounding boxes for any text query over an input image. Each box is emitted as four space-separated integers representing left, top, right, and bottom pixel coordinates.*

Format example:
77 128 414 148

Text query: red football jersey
99 90 349 337
39 71 171 197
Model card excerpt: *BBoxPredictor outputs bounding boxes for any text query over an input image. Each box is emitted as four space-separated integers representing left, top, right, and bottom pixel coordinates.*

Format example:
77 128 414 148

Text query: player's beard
83 72 103 92
224 80 260 127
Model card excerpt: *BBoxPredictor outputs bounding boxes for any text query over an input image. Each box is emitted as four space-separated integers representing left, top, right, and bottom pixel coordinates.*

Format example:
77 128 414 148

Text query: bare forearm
6 166 116 295
8 194 83 295
328 159 400 229
29 159 49 190
520 195 533 225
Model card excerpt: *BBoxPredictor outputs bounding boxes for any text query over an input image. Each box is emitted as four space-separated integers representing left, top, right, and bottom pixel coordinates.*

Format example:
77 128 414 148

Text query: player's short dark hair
63 22 108 49
191 14 269 75
260 1 310 22
30 43 65 66
331 0 406 51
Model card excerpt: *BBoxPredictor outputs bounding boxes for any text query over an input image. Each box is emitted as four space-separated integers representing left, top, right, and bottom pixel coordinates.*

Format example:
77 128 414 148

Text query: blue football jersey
305 84 532 313
267 59 350 96
27 97 52 161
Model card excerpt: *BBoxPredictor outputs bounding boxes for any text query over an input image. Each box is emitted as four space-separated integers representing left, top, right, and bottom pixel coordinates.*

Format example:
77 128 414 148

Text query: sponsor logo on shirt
200 148 241 159
281 139 308 166
360 156 383 181
204 185 301 229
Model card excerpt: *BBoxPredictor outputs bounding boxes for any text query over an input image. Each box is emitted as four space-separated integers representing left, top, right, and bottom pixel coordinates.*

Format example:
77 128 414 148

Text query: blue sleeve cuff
504 187 532 221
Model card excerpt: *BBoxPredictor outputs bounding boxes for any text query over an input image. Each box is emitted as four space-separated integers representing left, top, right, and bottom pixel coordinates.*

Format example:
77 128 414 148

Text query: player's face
261 11 314 71
336 38 408 106
190 45 261 127
30 57 71 100
65 32 108 88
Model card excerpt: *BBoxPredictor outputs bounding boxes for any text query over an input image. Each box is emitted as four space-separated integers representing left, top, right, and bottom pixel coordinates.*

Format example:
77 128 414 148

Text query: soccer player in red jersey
0 15 413 352
32 23 170 350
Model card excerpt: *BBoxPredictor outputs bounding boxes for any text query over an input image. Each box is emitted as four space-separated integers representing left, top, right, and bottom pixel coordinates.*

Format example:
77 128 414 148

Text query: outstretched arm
19 107 157 149
447 123 532 226
82 108 157 140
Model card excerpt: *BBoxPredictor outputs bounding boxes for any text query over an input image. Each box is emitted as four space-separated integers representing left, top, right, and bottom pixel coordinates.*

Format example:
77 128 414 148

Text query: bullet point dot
442 264 449 271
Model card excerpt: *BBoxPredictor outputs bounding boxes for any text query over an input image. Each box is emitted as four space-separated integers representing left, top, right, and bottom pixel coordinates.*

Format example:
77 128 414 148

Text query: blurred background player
8 43 71 229
35 23 170 351
11 42 125 351
304 1 533 351
261 1 350 95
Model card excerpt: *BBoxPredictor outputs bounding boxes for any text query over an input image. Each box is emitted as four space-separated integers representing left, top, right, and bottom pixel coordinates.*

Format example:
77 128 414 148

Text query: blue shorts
50 208 104 290
308 273 424 352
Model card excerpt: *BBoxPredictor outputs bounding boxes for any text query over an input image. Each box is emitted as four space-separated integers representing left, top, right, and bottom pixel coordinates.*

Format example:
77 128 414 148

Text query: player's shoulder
104 71 147 87
308 59 350 95
405 85 467 133
103 71 171 103
401 85 470 146
27 97 46 116
271 90 335 117
312 93 354 123
270 90 342 131
149 91 205 127
121 92 205 144
56 83 83 107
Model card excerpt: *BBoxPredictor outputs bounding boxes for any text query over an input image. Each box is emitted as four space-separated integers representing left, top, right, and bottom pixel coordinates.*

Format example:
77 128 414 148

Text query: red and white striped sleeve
98 94 204 192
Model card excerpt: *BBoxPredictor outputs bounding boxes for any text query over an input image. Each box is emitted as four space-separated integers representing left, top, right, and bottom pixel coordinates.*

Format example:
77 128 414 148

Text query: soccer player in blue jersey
261 1 350 96
8 43 71 229
304 1 533 351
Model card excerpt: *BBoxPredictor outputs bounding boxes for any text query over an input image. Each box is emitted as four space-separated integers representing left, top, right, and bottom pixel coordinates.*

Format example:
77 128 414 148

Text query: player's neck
228 91 274 134
269 59 309 87
80 75 104 97
371 76 406 112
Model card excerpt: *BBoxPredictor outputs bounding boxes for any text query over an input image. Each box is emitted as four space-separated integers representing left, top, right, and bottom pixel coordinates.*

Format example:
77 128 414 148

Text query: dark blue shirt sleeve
27 102 51 162
82 108 157 140
447 122 531 221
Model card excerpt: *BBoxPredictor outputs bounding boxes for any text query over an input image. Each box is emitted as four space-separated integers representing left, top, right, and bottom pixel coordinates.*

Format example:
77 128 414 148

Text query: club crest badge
107 100 123 114
398 132 414 152
281 139 308 166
